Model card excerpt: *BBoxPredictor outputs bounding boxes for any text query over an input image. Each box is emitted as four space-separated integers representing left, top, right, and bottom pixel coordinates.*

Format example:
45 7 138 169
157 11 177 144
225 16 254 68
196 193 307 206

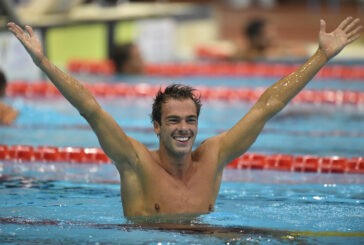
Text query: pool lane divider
144 63 364 80
1 145 363 174
66 59 364 81
7 81 364 106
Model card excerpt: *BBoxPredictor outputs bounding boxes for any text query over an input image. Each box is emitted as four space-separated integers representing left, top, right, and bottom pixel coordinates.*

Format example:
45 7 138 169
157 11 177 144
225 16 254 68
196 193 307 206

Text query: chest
142 162 221 214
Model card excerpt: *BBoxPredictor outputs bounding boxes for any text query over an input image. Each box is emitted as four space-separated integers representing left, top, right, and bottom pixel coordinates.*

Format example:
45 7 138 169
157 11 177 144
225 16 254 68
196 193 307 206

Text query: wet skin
117 98 223 217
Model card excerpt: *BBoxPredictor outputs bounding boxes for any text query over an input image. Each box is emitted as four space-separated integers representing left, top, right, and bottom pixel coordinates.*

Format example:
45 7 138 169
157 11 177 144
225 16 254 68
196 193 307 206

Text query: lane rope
66 59 364 81
7 81 364 106
144 63 364 80
1 144 363 174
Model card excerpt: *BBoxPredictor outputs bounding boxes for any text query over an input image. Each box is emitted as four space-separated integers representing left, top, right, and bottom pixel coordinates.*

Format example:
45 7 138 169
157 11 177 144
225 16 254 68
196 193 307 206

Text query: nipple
155 203 160 212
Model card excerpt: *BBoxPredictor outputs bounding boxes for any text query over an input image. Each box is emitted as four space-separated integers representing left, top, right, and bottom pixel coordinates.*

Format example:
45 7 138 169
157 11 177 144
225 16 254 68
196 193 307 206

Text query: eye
187 117 197 123
167 117 179 123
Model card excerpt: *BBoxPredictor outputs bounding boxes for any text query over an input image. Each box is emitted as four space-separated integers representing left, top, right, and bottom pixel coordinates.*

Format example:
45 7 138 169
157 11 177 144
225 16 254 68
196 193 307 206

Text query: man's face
154 98 198 157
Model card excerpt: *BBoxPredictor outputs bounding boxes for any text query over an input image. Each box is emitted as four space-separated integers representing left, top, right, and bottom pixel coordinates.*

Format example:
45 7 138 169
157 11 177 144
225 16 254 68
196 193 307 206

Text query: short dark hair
151 84 202 125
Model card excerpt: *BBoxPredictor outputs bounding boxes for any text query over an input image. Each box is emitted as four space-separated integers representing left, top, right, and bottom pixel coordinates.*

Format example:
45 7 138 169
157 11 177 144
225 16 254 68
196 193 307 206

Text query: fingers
320 19 326 33
8 22 24 37
7 22 19 34
8 22 22 33
347 25 363 39
347 34 361 45
344 18 361 33
7 22 32 43
338 16 353 30
25 25 35 37
336 17 362 44
7 22 31 35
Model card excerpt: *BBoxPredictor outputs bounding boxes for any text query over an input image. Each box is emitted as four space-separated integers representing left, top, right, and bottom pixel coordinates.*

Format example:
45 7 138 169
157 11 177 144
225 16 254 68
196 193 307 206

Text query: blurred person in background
233 18 307 61
110 43 144 75
0 70 18 125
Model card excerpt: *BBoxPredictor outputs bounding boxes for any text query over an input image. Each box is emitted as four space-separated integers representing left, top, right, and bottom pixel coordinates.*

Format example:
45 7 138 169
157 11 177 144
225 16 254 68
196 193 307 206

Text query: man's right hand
8 22 45 66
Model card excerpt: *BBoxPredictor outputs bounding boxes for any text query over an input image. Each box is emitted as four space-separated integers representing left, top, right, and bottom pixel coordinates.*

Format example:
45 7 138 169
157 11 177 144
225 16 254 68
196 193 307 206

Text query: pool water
2 95 364 156
1 164 363 244
1 76 364 244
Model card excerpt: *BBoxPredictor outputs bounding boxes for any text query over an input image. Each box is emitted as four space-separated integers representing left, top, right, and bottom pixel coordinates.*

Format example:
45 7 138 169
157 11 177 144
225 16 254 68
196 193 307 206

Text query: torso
116 137 223 217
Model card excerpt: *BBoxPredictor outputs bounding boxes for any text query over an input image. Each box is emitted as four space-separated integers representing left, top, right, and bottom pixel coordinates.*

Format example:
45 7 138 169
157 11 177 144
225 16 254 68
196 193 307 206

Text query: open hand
7 22 44 66
319 17 362 60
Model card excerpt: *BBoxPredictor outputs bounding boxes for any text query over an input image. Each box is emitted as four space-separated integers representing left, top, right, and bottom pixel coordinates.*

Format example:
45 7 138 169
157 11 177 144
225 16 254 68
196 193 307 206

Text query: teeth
174 137 189 142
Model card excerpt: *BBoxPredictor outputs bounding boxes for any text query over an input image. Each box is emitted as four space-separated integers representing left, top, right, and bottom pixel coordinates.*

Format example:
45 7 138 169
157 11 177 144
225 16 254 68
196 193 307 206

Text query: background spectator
0 70 18 125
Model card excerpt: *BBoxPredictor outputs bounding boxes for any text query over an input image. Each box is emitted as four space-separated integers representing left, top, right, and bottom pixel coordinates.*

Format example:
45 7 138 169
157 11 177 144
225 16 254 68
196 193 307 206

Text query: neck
157 147 193 180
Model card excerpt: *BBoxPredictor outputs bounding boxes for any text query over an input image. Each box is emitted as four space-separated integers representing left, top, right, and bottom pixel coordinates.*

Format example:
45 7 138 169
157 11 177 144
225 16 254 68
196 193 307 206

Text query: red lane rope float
67 59 116 75
66 59 364 80
0 145 111 164
145 63 364 80
7 81 364 106
1 144 363 174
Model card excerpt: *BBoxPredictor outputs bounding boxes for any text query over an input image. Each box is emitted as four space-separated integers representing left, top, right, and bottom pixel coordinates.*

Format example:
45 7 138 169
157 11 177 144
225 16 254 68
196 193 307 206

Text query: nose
181 119 191 129
178 120 189 134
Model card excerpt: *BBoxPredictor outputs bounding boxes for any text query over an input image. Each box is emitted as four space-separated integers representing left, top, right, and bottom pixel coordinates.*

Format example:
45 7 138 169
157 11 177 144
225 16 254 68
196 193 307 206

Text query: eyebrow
165 115 197 120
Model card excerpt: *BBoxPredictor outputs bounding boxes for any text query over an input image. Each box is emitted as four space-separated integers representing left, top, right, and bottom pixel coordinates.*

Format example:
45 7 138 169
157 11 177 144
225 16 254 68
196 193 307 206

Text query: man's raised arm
7 23 138 166
217 17 362 167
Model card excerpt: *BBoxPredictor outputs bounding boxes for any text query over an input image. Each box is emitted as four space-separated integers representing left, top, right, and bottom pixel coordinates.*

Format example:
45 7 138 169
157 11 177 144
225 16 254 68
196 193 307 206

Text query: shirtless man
0 70 18 125
8 17 361 218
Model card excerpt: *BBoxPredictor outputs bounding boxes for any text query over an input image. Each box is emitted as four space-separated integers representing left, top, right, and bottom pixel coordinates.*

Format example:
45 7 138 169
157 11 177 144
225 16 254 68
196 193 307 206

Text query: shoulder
192 133 225 161
114 136 152 172
117 136 163 176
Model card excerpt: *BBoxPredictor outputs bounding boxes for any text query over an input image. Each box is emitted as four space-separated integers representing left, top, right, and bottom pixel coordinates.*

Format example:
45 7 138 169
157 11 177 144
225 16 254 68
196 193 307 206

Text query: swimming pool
1 74 364 244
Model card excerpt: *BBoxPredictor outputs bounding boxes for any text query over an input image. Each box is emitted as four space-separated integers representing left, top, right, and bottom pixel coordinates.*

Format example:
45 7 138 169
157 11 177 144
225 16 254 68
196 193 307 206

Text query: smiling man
8 17 362 218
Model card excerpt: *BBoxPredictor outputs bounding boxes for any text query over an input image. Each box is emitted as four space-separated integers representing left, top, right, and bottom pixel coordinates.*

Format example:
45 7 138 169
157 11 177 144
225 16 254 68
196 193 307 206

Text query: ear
153 121 160 136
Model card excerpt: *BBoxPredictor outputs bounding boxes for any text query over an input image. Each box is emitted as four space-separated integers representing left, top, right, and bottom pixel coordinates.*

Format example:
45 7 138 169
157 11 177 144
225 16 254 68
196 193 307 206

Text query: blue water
1 75 364 244
1 161 363 244
1 162 363 244
2 96 364 156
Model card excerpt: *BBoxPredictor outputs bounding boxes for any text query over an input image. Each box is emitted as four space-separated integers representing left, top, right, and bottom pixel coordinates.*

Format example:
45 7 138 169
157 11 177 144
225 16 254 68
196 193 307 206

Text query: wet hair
151 84 202 125
0 70 6 98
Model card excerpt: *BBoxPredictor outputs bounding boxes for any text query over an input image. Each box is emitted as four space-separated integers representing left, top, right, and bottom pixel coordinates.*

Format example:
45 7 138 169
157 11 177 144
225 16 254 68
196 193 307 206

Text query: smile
173 136 190 142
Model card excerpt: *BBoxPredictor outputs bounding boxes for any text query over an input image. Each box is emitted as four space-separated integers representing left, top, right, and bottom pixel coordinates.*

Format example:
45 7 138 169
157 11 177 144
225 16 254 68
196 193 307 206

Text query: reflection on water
0 175 55 189
1 167 364 244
